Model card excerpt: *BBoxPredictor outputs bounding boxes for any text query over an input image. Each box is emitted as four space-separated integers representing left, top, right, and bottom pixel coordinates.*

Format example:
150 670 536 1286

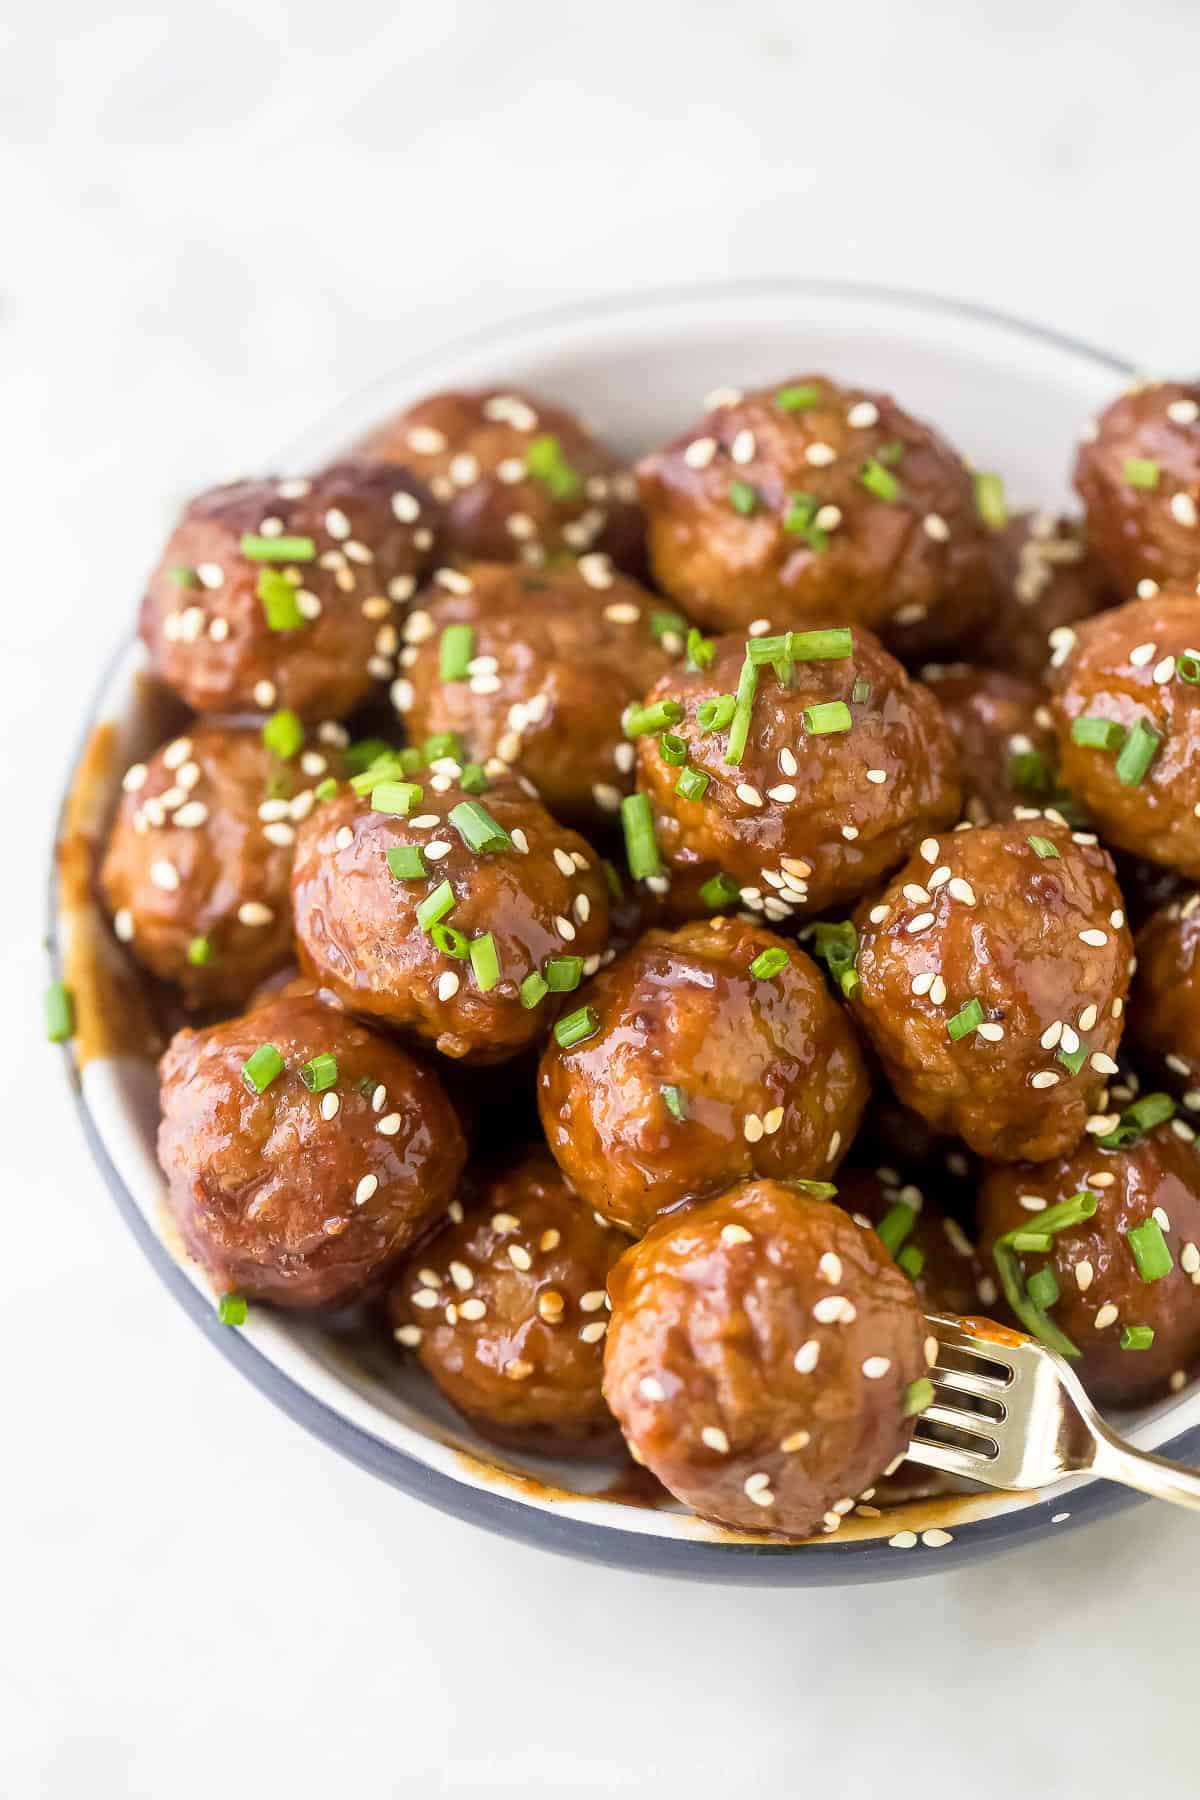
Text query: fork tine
930 1363 1011 1403
904 1433 993 1477
918 1402 1000 1445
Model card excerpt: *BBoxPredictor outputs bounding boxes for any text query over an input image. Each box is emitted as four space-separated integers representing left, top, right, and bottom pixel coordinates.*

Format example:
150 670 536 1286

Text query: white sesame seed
701 1426 730 1453
1129 641 1157 668
734 782 764 808
778 748 798 777
868 904 889 924
1020 1195 1047 1212
813 1296 848 1324
376 1112 402 1137
684 436 718 469
1072 1259 1094 1291
920 838 940 863
122 762 148 793
923 513 950 542
977 1022 1005 1042
437 971 460 1002
149 859 180 892
847 400 879 429
639 1376 666 1401
743 1114 764 1143
1169 397 1200 424
766 784 796 803
720 1224 753 1246
553 847 575 877
730 428 756 465
818 1252 842 1284
794 1339 820 1374
1041 1022 1065 1050
889 1531 918 1550
948 877 977 906
866 768 887 785
762 1106 785 1135
907 912 935 934
841 825 859 840
815 504 842 530
1094 1302 1119 1330
862 1356 891 1379
1079 929 1108 947
1090 1052 1119 1075
1171 493 1198 527
354 1174 378 1207
1079 1004 1098 1031
1031 1071 1060 1089
805 442 837 466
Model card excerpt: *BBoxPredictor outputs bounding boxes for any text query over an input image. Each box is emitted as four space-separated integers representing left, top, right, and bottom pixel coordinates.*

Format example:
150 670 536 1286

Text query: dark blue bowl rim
49 275 1200 1585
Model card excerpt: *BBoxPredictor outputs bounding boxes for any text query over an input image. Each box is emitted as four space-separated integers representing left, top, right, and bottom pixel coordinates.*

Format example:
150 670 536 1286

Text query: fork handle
1088 1429 1200 1512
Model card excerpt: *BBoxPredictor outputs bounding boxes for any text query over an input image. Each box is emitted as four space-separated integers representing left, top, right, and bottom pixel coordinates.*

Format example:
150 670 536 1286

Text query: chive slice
788 627 853 662
520 970 549 1009
686 627 715 670
621 792 661 879
775 383 822 411
947 998 984 1041
1027 1266 1060 1310
416 881 455 931
300 1052 338 1092
1097 1092 1175 1149
876 1201 916 1257
459 762 489 795
851 675 872 704
801 700 852 735
1011 1231 1053 1254
1124 457 1160 489
258 569 304 631
242 1043 284 1094
1115 716 1161 787
350 758 408 794
1027 834 1060 859
729 479 758 516
973 471 1008 529
1028 1192 1099 1237
1057 1042 1089 1076
44 981 75 1043
545 955 584 992
187 935 212 966
625 699 684 738
1126 1217 1174 1283
1121 1325 1155 1350
439 624 474 682
659 733 688 767
468 933 500 990
699 872 741 909
371 781 423 816
262 708 304 760
897 1244 925 1279
993 1242 1082 1360
166 565 200 588
785 1179 839 1199
651 610 688 645
662 1084 690 1120
555 1005 599 1048
218 1294 248 1326
782 492 822 542
675 766 710 802
386 844 427 880
423 731 464 762
724 654 759 765
903 1378 934 1417
1009 747 1051 794
448 801 511 854
240 533 316 562
315 777 339 802
749 946 790 980
432 923 469 958
747 632 797 668
525 433 583 500
698 694 737 732
810 920 859 997
344 737 401 775
859 457 900 502
1071 715 1126 751
1177 653 1200 686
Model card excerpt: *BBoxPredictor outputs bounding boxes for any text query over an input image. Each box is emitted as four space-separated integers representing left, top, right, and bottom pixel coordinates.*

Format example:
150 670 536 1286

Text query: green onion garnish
448 800 511 854
525 433 583 500
602 859 623 902
851 675 872 704
1115 716 1161 787
44 981 75 1043
468 934 501 990
371 781 422 816
775 383 822 411
993 1242 1081 1360
729 480 758 516
344 737 399 776
659 733 688 766
218 1294 248 1326
1027 835 1060 859
545 955 584 992
520 971 549 1009
1177 654 1200 686
859 457 900 503
258 569 304 631
166 565 200 588
240 533 316 562
698 694 737 733
300 1052 339 1092
555 1006 599 1049
1124 457 1160 489
747 632 797 669
876 1202 916 1257
349 756 410 795
1028 1191 1099 1237
1026 1266 1060 1310
459 762 489 795
788 627 853 661
1071 716 1126 751
947 998 984 1041
242 1043 284 1094
801 700 852 736
1009 747 1051 794
699 872 741 909
810 920 859 997
686 627 715 670
621 792 661 879
785 1180 839 1199
432 923 469 959
897 1244 925 1279
1097 1092 1175 1149
1126 1217 1174 1283
314 777 338 802
187 936 212 966
651 610 688 645
386 844 427 881
724 654 759 765
973 471 1008 529
439 624 474 682
1011 1231 1053 1254
662 1084 690 1120
416 880 455 931
625 699 684 738
782 491 825 548
423 731 464 763
749 946 790 980
1057 1042 1090 1076
262 708 304 760
1121 1325 1155 1351
675 766 710 802
903 1378 934 1417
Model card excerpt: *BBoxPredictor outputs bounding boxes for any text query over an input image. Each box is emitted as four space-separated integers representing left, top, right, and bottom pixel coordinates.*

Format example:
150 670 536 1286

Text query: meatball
291 769 609 1063
974 511 1113 680
851 819 1133 1162
835 1166 987 1318
387 1149 626 1451
1050 591 1200 876
603 1180 932 1537
919 663 1057 824
978 1115 1200 1404
1074 380 1200 594
157 993 466 1307
393 560 679 829
356 386 642 570
140 462 439 721
636 375 990 651
537 917 869 1235
632 625 960 919
1130 890 1200 1090
100 722 333 1006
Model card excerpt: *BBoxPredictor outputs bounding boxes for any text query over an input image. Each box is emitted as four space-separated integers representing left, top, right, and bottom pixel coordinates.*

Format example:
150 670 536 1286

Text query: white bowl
52 278 1198 1585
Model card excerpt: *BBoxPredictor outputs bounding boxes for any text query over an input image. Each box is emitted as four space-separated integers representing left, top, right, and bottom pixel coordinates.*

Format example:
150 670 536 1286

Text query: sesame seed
1154 655 1177 684
1079 929 1108 947
863 1357 891 1379
505 1359 534 1381
371 1085 387 1112
354 1174 378 1207
1129 641 1157 668
411 1289 438 1310
813 1295 850 1324
684 436 718 469
1031 1071 1060 1089
903 883 931 904
553 847 575 877
1093 1302 1119 1330
929 976 947 1005
866 768 887 785
1171 493 1198 527
262 821 294 847
437 971 460 1002
579 1320 608 1344
592 783 621 813
907 912 935 933
1020 1195 1047 1212
920 838 940 863
815 504 842 530
766 783 797 803
113 908 134 941
948 877 977 906
701 1426 730 1453
794 1339 820 1373
1091 1052 1119 1075
1079 1004 1098 1030
922 1529 953 1548
1110 909 1125 929
868 904 890 924
743 1113 764 1143
841 824 859 840
780 1430 810 1453
977 1022 1005 1042
1041 1022 1064 1050
639 1376 666 1401
778 748 798 777
818 1252 842 1284
923 513 950 541
736 783 764 808
457 1298 486 1322
394 1324 423 1347
537 1290 565 1322
320 1093 339 1121
406 425 447 455
334 825 354 851
1072 1259 1094 1292
1171 1371 1188 1392
805 441 837 467
847 400 879 428
1169 397 1200 424
762 1106 785 1135
377 1112 402 1136
730 428 756 464
889 1532 918 1550
149 859 180 892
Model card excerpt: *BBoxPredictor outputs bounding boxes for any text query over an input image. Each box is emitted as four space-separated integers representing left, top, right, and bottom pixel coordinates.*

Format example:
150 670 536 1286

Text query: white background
8 3 1200 1794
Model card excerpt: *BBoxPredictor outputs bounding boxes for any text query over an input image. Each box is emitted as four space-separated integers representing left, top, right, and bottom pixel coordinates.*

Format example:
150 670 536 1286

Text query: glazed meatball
835 1166 987 1318
636 375 990 651
1075 380 1200 594
1130 890 1200 1090
387 1149 626 1451
157 994 466 1307
357 386 642 570
633 626 960 919
974 510 1113 680
603 1180 931 1537
291 769 609 1063
919 663 1057 823
1051 591 1200 876
978 1116 1200 1404
140 462 439 721
393 560 679 829
851 820 1133 1162
537 917 869 1235
100 722 334 1006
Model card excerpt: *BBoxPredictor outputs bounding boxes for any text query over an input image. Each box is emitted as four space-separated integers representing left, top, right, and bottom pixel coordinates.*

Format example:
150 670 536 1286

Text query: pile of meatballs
99 371 1200 1540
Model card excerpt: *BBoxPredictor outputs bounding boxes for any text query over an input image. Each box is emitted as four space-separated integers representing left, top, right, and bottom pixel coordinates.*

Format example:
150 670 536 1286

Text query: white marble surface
9 2 1200 1793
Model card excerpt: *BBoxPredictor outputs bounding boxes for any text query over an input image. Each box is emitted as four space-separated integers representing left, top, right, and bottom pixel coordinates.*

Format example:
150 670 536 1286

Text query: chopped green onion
686 627 715 670
44 981 75 1043
993 1242 1082 1360
801 700 852 736
1115 716 1161 787
729 479 758 516
344 737 398 776
187 936 212 967
554 1005 599 1049
1011 1231 1053 1255
356 1075 377 1097
699 871 741 909
1026 1266 1060 1311
1026 1191 1099 1238
851 676 872 704
468 933 500 991
1009 747 1051 794
520 970 549 1009
602 859 623 902
545 955 584 992
876 1202 916 1257
1126 1217 1174 1283
1121 1325 1156 1351
431 923 469 959
416 880 455 932
459 762 489 795
651 610 688 646
698 694 737 732
1097 1092 1175 1149
257 569 304 631
724 654 759 765
1057 1042 1090 1076
662 1084 690 1120
1124 457 1160 490
775 383 822 412
903 1378 934 1417
973 471 1008 529
315 777 338 802
749 946 790 981
621 792 661 879
525 433 583 500
788 627 853 661
371 781 422 816
242 1043 284 1094
349 756 411 795
218 1294 248 1326
240 533 316 562
166 565 199 588
423 731 464 763
810 920 859 997
859 457 900 503
1177 653 1200 686
897 1244 926 1280
1071 715 1126 751
747 632 796 668
300 1052 338 1093
947 998 984 1041
386 844 427 881
262 708 304 760
675 766 710 802
448 801 511 854
785 1179 839 1199
1027 834 1060 859
659 733 688 766
625 699 684 738
782 491 822 541
439 624 474 682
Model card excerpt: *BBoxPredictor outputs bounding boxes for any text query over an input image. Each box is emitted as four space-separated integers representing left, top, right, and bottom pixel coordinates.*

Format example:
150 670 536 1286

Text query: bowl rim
51 274 1200 1585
